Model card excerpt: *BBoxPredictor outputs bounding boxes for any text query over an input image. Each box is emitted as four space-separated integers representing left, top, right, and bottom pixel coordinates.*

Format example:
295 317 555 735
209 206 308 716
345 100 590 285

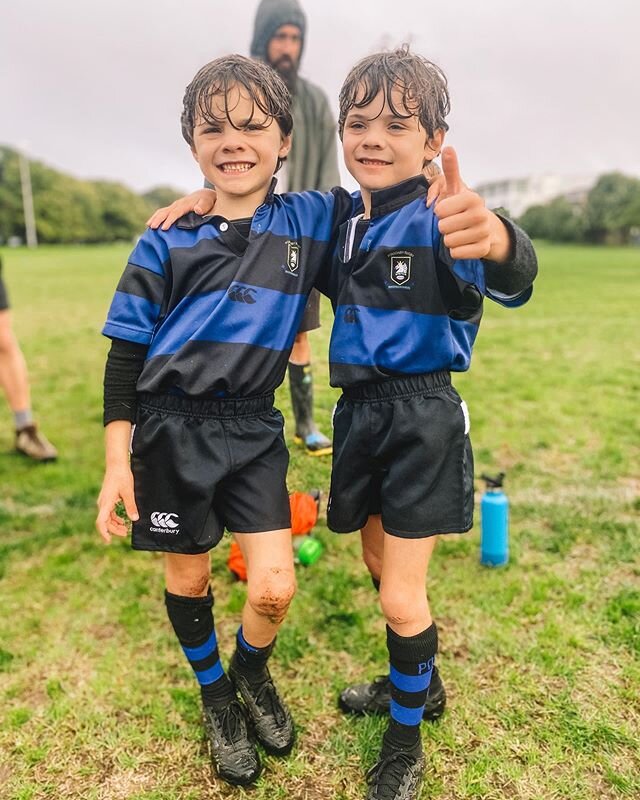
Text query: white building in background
475 174 597 218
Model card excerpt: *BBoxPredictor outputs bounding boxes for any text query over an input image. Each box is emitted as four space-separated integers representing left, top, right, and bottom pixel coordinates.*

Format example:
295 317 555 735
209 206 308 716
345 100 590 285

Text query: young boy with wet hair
322 48 536 800
96 54 357 787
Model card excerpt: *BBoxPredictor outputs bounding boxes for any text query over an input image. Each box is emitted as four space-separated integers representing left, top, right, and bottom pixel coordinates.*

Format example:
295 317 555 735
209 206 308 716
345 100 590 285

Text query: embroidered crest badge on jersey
285 241 300 275
389 251 413 286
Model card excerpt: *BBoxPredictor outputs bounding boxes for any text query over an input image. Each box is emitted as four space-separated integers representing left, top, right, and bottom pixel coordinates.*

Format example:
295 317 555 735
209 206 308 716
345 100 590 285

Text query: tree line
518 173 640 245
0 146 181 245
2 146 639 246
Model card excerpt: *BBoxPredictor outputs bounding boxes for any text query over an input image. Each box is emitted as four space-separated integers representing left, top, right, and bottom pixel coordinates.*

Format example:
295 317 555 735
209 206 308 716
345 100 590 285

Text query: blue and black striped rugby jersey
103 182 355 397
324 175 533 388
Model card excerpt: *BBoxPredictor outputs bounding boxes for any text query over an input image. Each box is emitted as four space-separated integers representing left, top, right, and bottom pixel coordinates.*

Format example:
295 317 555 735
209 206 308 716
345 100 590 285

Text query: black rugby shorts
130 393 291 554
327 372 474 538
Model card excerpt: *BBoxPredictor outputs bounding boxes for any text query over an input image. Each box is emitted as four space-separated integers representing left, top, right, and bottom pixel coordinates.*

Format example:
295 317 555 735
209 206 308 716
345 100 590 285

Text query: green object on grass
297 536 323 566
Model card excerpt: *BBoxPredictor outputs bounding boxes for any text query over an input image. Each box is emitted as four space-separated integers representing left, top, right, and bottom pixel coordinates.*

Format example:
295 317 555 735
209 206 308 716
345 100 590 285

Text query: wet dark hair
338 45 450 140
181 54 293 154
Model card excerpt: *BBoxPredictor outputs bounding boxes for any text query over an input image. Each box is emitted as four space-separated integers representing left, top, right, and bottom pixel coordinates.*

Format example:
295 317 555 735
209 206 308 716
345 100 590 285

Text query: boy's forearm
104 420 132 469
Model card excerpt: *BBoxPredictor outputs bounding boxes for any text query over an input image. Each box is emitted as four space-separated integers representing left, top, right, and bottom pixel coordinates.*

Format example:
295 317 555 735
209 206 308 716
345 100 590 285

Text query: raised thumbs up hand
427 146 495 260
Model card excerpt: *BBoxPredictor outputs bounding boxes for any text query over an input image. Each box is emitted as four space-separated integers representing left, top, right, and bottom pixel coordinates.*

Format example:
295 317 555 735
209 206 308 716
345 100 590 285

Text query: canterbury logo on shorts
150 512 180 533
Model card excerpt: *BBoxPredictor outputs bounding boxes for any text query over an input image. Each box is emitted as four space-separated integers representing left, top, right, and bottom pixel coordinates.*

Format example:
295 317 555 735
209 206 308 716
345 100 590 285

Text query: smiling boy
96 55 355 787
319 50 536 800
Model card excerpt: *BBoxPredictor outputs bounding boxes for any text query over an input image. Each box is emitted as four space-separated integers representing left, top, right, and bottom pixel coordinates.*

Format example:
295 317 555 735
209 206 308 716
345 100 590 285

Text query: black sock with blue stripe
382 622 438 755
164 589 235 710
231 626 275 686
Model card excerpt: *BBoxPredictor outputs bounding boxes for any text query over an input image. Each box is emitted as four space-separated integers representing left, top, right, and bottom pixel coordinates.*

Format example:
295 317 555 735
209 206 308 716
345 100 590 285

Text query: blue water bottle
480 473 509 566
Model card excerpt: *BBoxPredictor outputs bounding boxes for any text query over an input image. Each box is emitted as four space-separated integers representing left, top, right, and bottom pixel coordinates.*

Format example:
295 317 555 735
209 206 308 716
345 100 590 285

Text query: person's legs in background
288 290 332 456
0 301 57 462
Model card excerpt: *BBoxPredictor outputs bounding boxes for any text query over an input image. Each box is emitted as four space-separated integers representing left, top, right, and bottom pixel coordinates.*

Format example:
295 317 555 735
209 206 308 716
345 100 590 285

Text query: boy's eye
349 122 366 130
389 123 406 130
245 123 265 131
203 126 222 134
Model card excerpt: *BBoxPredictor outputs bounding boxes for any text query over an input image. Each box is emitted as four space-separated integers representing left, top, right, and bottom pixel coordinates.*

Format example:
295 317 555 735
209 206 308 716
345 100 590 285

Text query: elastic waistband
342 371 451 402
138 392 275 418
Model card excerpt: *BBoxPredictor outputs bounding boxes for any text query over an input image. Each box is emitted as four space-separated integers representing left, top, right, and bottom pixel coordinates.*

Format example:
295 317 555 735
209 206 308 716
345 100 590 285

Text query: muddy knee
164 554 210 597
248 568 297 623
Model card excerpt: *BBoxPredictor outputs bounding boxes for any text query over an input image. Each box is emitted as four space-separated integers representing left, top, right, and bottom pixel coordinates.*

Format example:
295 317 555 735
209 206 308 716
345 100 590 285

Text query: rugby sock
14 409 34 430
164 589 235 710
231 626 275 685
382 622 438 755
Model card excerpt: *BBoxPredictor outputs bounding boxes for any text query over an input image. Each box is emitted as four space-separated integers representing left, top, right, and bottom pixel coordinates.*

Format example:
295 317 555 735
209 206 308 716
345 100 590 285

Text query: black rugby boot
202 699 261 786
229 661 296 756
366 743 426 800
338 665 446 721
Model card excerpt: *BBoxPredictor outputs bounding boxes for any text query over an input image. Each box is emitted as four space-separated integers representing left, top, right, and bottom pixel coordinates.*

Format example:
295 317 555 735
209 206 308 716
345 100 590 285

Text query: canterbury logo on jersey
344 306 360 324
150 512 180 533
228 286 257 304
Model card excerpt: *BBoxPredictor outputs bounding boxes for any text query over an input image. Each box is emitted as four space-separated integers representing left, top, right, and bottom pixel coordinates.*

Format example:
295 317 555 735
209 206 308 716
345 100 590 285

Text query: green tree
142 185 183 211
584 172 640 244
519 197 585 243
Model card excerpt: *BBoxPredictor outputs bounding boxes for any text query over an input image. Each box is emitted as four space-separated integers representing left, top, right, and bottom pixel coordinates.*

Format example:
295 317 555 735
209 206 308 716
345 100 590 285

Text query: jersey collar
176 178 279 230
368 174 429 219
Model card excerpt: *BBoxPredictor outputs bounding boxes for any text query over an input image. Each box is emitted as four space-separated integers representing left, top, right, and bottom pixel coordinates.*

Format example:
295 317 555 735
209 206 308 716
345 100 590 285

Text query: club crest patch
285 240 300 274
389 251 413 285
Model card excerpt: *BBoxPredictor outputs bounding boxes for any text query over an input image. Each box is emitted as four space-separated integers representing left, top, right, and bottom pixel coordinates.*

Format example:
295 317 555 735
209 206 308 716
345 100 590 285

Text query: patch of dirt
0 762 14 789
96 767 156 800
434 617 470 663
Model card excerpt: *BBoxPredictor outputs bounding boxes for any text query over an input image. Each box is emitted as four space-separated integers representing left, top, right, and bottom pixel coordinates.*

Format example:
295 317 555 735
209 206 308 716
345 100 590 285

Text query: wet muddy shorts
130 392 291 554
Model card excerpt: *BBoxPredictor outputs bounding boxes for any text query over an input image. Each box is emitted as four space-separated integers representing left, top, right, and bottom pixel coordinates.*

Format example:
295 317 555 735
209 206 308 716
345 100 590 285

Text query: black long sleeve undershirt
103 338 148 425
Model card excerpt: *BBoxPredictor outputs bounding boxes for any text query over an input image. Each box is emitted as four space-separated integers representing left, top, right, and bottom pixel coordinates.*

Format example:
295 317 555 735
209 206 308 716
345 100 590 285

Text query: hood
250 0 306 62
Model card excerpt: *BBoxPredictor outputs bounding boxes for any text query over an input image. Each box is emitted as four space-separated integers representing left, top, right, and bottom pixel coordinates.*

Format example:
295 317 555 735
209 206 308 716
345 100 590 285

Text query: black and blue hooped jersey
324 175 532 389
103 182 354 397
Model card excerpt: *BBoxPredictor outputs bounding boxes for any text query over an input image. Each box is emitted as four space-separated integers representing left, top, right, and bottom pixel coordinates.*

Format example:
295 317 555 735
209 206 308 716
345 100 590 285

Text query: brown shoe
15 424 58 462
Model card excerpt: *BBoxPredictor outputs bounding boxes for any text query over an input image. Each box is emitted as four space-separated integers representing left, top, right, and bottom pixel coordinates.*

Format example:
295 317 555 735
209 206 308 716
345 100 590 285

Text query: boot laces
254 680 286 726
216 700 247 745
366 751 418 798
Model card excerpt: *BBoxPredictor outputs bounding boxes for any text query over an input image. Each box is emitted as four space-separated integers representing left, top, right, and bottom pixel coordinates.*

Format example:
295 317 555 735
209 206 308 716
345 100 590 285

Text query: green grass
0 242 638 799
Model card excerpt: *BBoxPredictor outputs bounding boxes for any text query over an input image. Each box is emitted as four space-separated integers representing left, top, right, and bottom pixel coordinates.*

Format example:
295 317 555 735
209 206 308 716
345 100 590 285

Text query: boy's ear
424 129 445 162
279 133 292 159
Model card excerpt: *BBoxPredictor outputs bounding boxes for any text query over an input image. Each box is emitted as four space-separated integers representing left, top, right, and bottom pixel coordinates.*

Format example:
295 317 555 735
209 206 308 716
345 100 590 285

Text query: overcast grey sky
1 0 637 193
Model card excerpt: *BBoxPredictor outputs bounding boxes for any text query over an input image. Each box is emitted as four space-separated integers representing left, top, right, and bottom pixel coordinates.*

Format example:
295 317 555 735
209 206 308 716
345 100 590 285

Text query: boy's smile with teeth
359 158 391 166
218 162 256 173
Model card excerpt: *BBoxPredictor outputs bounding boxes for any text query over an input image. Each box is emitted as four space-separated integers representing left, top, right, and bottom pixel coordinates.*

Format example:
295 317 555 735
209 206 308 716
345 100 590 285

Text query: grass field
0 242 638 800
